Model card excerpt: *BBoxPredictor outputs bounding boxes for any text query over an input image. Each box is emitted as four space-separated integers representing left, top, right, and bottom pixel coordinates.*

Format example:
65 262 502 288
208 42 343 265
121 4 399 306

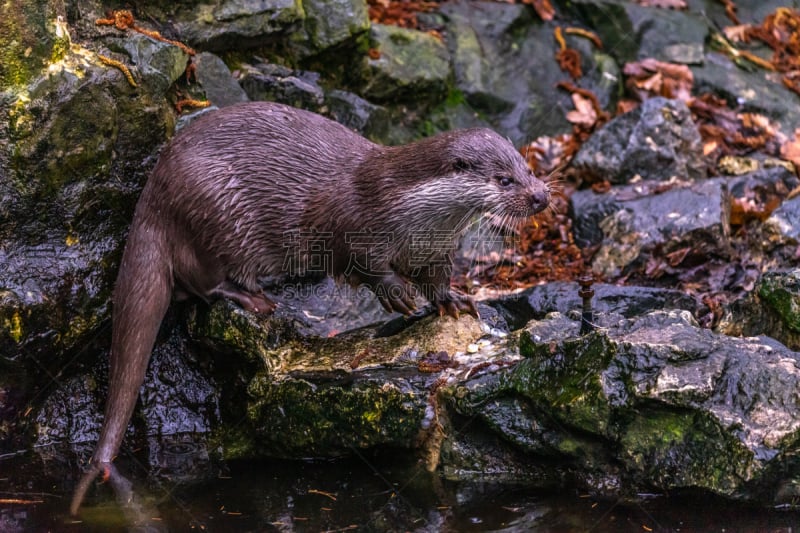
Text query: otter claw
434 292 479 320
372 274 418 315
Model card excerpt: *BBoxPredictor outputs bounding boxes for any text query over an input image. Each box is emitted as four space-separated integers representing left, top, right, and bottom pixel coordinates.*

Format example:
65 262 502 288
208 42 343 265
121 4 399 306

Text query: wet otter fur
70 101 549 514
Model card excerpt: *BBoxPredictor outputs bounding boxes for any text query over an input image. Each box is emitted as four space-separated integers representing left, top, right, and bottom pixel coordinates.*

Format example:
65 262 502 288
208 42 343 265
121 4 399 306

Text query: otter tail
70 223 173 515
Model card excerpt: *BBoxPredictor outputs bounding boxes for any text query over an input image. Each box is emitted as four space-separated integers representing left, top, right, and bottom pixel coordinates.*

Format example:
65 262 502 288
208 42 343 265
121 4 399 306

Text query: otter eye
497 175 514 187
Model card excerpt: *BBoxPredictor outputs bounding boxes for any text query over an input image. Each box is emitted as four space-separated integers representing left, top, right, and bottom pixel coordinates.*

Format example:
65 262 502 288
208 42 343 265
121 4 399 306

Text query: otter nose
530 188 550 213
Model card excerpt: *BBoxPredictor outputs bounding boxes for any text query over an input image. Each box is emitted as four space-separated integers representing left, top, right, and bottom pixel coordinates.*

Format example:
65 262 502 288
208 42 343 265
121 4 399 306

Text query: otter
70 101 549 514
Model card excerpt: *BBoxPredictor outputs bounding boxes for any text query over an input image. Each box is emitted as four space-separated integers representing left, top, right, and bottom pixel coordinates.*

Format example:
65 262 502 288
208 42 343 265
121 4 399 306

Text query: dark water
1 445 798 532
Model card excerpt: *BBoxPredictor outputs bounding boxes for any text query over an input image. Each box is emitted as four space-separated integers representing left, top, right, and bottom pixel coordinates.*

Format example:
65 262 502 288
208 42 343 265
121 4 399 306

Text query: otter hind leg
208 280 276 315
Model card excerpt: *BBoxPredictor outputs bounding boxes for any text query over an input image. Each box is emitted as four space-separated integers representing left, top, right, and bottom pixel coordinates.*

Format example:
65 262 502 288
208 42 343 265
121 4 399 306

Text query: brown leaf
634 0 687 9
623 58 693 102
556 48 582 79
780 128 800 168
722 24 752 43
565 93 597 128
666 247 691 267
523 0 555 21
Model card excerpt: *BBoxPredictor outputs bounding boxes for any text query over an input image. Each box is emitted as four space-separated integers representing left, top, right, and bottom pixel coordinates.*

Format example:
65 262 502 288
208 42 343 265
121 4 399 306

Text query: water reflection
1 441 799 532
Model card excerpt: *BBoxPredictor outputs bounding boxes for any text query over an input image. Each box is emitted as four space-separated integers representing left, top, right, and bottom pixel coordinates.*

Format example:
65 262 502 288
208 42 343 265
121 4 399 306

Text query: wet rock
571 97 707 184
438 414 561 485
239 62 325 111
34 332 219 448
324 89 391 141
0 0 69 89
444 310 800 502
106 32 189 95
725 163 798 195
717 270 800 352
758 270 800 334
440 0 619 144
692 52 800 134
361 24 450 103
194 52 249 107
685 0 794 30
1 24 185 363
173 0 304 52
186 299 518 459
571 1 708 64
764 196 800 244
571 178 730 277
244 370 429 457
0 239 115 363
190 299 486 374
286 0 370 59
489 282 698 330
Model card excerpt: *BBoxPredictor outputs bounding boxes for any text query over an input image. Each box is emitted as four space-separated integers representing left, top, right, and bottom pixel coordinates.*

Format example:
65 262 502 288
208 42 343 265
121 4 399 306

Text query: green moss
4 310 24 343
246 375 425 457
620 407 753 493
0 0 65 89
759 271 800 333
445 88 466 107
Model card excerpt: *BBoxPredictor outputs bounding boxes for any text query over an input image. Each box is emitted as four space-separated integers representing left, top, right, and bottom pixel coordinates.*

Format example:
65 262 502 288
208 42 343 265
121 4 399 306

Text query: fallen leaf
524 0 555 21
623 58 693 102
565 93 597 128
634 0 686 9
780 128 800 168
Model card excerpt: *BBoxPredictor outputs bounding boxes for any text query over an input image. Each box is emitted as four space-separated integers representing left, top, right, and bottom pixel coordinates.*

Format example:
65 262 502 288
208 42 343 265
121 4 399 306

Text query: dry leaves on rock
367 0 437 29
623 58 694 102
780 128 800 169
717 8 800 95
689 94 784 161
634 0 687 9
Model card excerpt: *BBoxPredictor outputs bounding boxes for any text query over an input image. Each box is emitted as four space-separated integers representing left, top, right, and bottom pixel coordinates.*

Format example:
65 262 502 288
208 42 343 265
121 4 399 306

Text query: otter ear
453 159 474 172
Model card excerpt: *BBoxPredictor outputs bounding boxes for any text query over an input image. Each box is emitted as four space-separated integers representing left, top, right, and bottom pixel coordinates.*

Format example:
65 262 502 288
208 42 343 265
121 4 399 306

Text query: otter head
445 128 550 220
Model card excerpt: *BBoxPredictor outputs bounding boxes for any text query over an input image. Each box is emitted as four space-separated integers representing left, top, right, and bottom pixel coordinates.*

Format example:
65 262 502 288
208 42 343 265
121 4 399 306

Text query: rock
173 0 304 52
361 24 450 103
764 196 800 244
35 331 219 452
685 0 794 29
440 1 619 144
1 14 184 363
239 62 325 111
444 310 800 502
571 97 707 184
717 270 800 351
286 0 370 58
489 282 698 329
692 52 800 134
106 32 189 95
758 270 800 334
185 299 504 459
0 0 69 89
571 178 730 277
570 1 708 64
194 52 249 107
324 89 391 141
245 370 429 457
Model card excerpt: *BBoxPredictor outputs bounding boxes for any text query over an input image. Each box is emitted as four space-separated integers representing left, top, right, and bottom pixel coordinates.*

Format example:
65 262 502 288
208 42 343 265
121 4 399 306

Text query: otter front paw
433 290 479 319
372 274 419 315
